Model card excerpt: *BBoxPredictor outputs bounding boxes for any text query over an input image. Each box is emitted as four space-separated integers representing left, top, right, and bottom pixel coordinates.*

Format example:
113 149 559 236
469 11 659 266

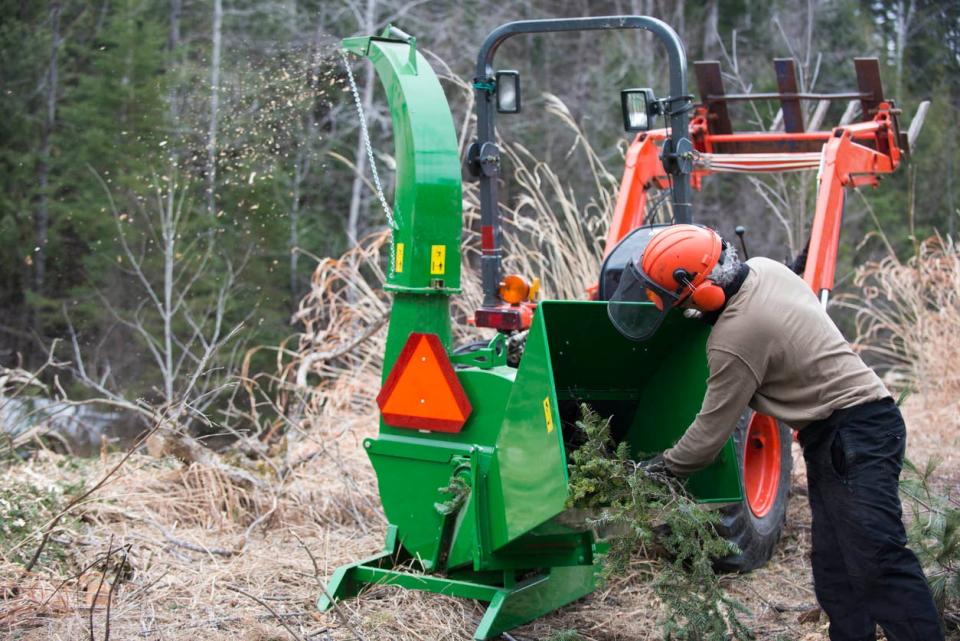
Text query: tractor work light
496 70 521 113
498 274 530 304
621 88 657 132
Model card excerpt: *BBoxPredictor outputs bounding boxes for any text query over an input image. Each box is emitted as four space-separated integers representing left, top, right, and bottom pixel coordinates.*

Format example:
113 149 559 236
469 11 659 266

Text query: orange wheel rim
743 413 781 518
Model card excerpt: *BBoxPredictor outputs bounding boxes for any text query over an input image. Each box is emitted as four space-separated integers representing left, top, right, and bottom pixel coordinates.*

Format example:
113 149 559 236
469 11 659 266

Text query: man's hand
637 453 673 478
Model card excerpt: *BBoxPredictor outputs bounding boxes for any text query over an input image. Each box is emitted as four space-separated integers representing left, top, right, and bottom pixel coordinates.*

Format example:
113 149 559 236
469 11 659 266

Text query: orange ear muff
691 283 725 311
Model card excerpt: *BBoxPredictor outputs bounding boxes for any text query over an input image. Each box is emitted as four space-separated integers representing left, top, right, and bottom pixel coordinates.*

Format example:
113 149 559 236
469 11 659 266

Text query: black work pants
798 397 943 641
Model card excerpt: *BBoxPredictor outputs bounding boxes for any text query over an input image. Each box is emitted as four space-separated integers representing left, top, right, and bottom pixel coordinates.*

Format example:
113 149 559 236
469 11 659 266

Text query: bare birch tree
345 0 378 246
288 20 327 310
83 168 247 427
893 0 916 107
168 0 183 146
206 0 223 216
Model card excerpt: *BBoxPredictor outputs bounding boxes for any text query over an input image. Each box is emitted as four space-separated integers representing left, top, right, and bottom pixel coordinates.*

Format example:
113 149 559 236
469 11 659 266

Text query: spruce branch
567 403 754 640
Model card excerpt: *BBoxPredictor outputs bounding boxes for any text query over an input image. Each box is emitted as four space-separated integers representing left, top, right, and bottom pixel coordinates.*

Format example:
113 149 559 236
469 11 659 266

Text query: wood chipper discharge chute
320 17 743 640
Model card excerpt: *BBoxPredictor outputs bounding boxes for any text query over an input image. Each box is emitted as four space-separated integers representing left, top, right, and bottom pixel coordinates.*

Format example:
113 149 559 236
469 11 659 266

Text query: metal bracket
450 333 508 369
463 141 482 182
473 78 496 92
660 136 694 175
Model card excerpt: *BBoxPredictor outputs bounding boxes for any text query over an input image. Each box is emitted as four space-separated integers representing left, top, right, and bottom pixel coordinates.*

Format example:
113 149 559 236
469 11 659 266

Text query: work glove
637 453 673 478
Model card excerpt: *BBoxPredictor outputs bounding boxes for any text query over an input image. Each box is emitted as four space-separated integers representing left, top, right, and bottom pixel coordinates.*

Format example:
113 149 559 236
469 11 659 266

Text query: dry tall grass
842 234 960 419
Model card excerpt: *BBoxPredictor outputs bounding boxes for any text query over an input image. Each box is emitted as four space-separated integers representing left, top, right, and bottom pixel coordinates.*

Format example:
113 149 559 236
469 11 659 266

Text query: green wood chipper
319 12 915 640
318 16 746 640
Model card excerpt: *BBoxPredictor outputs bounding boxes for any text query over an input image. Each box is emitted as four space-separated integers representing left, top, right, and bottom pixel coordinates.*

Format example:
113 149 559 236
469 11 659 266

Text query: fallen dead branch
293 532 368 641
21 421 162 573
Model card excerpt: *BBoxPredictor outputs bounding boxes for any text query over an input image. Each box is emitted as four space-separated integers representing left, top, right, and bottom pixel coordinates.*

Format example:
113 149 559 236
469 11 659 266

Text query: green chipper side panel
320 27 742 641
488 301 741 551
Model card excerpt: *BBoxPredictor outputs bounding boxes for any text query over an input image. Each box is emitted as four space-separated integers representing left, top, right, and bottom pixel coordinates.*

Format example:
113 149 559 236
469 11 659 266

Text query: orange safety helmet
608 224 728 341
641 224 727 310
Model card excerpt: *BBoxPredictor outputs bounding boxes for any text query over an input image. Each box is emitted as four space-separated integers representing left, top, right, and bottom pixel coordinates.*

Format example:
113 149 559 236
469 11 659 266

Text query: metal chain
339 49 396 231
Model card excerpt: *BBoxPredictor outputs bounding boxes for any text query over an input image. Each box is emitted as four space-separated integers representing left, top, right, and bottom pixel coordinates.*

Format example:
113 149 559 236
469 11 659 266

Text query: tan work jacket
663 257 889 476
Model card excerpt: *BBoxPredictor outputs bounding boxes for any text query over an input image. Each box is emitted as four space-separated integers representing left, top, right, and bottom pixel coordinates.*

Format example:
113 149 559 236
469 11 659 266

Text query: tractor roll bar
472 16 693 308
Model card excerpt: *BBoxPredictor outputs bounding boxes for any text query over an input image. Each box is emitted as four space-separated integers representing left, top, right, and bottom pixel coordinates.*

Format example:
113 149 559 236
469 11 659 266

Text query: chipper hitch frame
321 17 745 640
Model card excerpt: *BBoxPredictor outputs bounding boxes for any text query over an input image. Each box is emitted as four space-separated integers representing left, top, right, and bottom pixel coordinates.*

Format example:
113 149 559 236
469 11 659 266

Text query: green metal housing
341 29 462 373
321 26 743 640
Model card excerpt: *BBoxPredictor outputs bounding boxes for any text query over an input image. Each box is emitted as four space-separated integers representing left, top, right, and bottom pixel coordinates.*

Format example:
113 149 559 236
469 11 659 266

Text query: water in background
0 397 146 458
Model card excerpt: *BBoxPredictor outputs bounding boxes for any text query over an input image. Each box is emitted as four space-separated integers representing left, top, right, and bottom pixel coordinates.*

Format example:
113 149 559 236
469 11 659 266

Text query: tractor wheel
715 409 792 572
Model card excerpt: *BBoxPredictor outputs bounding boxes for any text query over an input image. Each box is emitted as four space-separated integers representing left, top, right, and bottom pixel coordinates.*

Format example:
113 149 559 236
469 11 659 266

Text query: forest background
1 0 957 403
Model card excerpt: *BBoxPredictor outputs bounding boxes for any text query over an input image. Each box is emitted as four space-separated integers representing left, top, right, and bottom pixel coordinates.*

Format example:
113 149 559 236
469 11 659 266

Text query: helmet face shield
607 261 681 341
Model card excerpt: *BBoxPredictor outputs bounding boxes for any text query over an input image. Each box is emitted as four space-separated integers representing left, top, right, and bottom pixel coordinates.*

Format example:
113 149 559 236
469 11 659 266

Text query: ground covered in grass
1 393 957 641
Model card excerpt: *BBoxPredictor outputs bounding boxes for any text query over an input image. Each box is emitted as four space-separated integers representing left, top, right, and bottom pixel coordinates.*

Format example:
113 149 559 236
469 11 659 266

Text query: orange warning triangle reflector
377 333 472 433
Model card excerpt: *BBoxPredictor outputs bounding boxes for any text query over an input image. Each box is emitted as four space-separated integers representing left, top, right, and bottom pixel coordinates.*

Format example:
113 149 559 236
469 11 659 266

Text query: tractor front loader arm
603 134 670 257
803 104 902 303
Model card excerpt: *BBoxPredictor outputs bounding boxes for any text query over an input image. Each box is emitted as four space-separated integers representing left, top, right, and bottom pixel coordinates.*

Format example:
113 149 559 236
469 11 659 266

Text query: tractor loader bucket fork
604 56 927 306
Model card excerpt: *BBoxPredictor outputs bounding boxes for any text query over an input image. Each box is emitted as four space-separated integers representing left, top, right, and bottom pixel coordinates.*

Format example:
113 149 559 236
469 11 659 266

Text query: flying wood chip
376 333 472 433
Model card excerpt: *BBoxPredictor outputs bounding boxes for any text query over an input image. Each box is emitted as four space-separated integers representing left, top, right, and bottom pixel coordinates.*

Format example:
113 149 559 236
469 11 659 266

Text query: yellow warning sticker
395 243 404 273
543 396 555 433
430 245 446 275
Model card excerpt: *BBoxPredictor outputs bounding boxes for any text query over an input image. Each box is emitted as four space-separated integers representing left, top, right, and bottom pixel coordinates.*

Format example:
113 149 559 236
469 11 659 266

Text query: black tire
715 409 792 573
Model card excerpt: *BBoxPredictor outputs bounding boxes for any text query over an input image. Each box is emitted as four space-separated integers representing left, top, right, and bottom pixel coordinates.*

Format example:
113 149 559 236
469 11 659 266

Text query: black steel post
473 16 692 305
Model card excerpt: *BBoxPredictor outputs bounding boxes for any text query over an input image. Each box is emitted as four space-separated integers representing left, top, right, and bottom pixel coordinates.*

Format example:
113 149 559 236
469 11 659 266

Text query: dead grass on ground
4 244 958 640
0 426 827 640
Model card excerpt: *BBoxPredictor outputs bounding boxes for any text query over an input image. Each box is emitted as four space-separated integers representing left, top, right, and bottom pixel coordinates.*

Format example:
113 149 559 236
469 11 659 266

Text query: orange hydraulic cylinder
803 114 899 298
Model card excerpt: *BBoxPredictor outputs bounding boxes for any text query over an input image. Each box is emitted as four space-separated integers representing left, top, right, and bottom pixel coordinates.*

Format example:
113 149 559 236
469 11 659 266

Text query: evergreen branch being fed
566 403 753 640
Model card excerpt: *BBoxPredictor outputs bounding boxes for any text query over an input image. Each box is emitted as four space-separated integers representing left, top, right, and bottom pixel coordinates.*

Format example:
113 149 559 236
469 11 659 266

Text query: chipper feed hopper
320 13 917 640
